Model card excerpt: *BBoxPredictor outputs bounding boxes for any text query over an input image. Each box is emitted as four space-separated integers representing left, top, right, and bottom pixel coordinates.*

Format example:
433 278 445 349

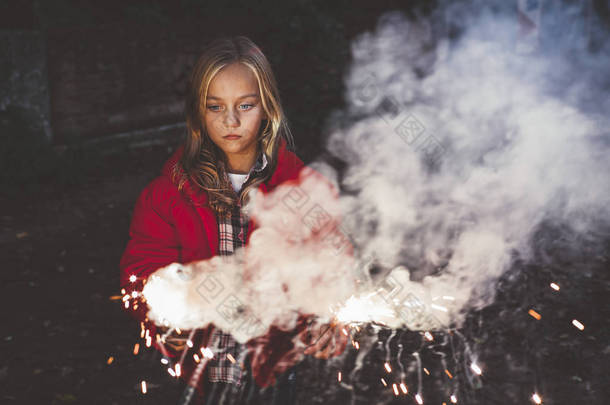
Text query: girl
120 36 348 404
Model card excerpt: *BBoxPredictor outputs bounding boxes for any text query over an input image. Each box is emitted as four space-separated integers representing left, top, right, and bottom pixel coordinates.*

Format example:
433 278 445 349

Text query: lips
224 134 241 140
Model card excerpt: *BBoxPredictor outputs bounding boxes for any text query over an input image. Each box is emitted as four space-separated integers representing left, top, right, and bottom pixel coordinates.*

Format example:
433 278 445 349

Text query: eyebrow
207 93 259 101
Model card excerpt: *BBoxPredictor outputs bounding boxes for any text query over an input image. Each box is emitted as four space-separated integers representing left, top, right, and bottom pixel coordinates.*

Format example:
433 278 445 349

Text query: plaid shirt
206 152 268 385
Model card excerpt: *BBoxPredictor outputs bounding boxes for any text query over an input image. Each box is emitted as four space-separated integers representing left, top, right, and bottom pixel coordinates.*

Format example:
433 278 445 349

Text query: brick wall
0 30 52 141
46 23 229 143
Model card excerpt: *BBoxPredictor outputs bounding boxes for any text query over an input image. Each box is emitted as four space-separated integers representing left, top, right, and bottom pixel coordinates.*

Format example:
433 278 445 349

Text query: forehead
207 63 259 99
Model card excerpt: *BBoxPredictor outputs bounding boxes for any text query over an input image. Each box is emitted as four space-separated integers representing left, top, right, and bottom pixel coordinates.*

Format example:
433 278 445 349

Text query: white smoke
323 10 610 328
143 8 610 339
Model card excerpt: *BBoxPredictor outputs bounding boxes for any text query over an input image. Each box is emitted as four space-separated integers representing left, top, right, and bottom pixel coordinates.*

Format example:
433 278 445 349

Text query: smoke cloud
323 8 609 328
143 4 610 339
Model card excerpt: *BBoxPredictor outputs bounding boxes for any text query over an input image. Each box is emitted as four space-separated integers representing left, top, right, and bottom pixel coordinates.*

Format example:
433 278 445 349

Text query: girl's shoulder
133 147 198 210
142 175 181 200
267 147 305 188
135 175 187 221
151 146 210 206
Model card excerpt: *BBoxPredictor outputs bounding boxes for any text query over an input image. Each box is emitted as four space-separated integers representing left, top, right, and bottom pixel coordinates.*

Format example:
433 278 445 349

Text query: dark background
1 1 609 404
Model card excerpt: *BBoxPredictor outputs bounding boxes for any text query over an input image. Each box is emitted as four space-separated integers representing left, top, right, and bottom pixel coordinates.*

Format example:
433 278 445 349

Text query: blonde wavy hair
175 36 294 217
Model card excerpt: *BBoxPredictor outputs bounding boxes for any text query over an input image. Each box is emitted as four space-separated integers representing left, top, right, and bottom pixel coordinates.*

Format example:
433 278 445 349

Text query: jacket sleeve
119 176 182 357
120 177 182 289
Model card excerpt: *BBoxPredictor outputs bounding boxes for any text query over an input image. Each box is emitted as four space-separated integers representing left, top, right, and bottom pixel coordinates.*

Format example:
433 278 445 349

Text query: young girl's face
204 62 266 172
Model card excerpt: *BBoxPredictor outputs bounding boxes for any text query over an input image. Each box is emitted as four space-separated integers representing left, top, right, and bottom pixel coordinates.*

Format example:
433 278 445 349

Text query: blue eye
206 104 254 112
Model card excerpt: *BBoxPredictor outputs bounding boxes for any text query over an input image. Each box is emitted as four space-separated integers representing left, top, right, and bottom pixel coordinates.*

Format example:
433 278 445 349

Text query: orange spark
528 309 541 320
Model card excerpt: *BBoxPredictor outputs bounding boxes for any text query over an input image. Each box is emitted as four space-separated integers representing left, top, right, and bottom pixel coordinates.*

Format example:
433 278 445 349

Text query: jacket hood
161 137 305 204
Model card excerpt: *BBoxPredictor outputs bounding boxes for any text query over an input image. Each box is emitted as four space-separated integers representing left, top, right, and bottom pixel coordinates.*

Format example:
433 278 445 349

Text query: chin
219 143 246 154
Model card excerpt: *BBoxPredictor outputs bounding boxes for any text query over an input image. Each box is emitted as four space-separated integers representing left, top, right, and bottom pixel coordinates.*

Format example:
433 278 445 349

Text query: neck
226 149 258 174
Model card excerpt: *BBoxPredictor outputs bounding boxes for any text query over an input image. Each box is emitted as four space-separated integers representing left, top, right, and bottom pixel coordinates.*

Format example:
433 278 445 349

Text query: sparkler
117 274 591 405
116 236 590 405
334 293 395 325
121 274 591 405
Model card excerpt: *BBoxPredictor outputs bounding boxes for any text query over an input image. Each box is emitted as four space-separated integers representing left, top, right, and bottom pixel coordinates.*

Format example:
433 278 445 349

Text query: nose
223 108 240 128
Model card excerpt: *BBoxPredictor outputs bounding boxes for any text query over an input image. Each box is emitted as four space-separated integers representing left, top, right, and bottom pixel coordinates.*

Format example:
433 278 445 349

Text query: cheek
203 115 221 134
246 112 264 132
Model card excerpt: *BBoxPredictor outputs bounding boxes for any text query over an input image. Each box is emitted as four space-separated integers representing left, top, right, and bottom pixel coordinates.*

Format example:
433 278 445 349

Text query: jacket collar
161 137 304 205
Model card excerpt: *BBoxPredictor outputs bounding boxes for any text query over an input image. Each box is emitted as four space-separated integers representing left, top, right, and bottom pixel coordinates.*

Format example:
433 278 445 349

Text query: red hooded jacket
120 138 351 393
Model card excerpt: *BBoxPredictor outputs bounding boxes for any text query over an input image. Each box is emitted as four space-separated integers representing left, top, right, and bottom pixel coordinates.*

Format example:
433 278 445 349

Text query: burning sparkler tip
572 319 584 330
532 392 542 404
